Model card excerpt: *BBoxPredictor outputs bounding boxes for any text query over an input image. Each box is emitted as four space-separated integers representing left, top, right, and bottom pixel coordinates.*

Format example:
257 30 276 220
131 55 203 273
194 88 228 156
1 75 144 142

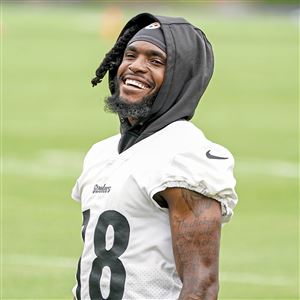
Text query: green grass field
2 3 299 299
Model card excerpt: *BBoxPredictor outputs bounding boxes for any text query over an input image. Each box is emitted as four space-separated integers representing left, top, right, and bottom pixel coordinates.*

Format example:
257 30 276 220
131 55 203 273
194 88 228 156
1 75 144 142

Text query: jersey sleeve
148 144 238 224
71 144 96 203
71 180 81 202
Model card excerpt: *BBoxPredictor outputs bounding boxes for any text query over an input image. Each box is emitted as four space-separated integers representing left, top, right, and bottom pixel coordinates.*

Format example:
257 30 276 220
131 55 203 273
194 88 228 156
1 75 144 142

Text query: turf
1 3 299 299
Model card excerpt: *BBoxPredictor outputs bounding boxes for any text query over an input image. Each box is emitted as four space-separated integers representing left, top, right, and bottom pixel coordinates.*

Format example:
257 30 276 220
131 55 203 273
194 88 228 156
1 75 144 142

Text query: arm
158 187 222 300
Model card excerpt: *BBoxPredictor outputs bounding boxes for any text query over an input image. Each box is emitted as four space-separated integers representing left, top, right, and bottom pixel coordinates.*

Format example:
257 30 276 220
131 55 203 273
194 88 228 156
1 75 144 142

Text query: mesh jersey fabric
71 120 237 300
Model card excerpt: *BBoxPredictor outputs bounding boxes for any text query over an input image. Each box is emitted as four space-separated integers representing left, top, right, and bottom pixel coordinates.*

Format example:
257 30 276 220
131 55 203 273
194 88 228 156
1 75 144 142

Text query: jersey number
76 210 130 300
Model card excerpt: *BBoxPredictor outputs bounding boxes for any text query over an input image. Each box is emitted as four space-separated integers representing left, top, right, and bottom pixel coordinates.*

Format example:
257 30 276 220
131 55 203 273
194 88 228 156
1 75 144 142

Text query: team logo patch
145 22 161 30
93 184 111 193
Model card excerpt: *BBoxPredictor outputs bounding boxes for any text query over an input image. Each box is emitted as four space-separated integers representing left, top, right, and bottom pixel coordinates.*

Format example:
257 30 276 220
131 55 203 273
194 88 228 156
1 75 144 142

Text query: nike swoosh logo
206 150 228 160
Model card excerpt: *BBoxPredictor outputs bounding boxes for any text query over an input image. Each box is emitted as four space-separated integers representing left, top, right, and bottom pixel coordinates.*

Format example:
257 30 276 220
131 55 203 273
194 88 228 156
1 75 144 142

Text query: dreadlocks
91 25 140 88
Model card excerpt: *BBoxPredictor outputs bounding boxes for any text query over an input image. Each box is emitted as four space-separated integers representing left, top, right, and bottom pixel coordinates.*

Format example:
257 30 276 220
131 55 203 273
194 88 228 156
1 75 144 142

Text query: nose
128 57 147 73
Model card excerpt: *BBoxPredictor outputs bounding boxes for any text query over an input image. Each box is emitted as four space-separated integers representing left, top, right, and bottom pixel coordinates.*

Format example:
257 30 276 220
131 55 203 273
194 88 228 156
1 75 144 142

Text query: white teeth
125 79 147 89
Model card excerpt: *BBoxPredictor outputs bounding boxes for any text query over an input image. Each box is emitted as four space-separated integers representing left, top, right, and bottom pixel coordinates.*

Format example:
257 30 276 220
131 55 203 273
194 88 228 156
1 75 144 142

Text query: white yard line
3 150 85 178
4 253 77 269
3 253 297 287
220 271 294 286
2 150 299 179
236 158 298 179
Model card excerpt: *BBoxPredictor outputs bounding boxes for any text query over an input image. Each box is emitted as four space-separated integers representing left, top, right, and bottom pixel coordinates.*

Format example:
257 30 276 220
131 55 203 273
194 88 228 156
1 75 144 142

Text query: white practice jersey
71 120 238 300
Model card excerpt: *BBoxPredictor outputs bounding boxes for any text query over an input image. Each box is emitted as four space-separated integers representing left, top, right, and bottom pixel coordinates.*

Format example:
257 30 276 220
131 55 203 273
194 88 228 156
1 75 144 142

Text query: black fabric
128 22 166 53
108 13 214 154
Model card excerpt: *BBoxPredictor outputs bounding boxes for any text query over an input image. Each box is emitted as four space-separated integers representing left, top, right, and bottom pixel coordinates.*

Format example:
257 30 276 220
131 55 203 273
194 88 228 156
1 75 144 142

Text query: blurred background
1 0 299 299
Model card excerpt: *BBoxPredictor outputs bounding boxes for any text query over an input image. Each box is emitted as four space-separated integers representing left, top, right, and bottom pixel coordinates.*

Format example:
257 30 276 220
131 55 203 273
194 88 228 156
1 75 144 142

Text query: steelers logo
144 22 161 30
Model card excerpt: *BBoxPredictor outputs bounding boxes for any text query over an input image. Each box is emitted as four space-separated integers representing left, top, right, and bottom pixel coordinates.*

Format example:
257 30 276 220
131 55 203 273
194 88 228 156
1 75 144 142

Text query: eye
124 51 136 59
150 58 165 66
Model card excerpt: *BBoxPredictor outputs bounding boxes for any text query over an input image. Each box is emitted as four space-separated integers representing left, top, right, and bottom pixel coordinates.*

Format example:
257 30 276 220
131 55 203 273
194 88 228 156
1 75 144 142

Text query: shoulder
162 120 205 138
83 134 120 168
90 134 120 152
155 120 205 149
155 121 237 223
158 120 234 161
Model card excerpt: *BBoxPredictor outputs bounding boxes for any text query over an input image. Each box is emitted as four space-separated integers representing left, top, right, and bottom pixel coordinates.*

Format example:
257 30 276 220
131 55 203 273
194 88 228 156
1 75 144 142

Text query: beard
104 90 157 120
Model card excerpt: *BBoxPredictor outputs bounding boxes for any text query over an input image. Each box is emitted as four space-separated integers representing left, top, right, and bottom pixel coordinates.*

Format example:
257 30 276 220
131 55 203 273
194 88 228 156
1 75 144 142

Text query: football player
72 13 238 300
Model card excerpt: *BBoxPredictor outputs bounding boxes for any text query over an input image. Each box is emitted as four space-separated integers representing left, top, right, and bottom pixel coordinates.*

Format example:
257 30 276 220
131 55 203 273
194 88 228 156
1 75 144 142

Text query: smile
125 79 149 90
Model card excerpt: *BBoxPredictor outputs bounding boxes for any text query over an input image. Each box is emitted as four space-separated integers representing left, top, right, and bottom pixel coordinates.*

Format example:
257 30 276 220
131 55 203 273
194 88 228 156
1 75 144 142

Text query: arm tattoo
181 189 213 217
168 189 221 299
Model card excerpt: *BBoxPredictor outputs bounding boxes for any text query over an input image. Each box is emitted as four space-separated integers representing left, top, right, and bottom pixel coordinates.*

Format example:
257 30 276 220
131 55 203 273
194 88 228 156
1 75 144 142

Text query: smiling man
104 22 167 130
72 13 238 300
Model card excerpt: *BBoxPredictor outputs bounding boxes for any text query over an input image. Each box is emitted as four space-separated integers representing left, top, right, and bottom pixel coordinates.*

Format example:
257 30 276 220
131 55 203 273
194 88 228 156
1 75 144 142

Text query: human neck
127 116 139 126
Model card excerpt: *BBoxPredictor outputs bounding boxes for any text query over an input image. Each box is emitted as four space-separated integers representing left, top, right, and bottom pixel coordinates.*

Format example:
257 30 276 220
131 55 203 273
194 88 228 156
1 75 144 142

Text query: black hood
108 13 214 153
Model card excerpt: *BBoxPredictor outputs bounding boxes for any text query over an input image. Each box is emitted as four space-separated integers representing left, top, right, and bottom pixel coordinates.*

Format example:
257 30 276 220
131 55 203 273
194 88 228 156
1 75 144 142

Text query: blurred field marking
220 271 296 287
4 253 77 269
4 253 297 287
2 149 299 179
235 158 299 179
3 150 85 179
